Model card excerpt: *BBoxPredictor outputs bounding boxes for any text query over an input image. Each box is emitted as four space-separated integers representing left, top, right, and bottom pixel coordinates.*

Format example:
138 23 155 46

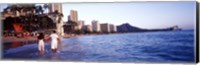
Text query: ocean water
3 30 195 63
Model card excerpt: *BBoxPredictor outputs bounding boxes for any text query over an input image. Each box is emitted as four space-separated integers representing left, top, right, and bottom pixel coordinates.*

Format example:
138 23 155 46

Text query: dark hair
53 30 56 33
38 33 44 40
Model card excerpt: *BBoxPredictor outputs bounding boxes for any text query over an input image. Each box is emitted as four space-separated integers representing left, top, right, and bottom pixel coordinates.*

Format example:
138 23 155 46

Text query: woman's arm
44 35 51 43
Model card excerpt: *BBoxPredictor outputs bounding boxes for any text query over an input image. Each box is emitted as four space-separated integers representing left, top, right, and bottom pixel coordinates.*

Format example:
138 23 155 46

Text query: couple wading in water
37 31 61 55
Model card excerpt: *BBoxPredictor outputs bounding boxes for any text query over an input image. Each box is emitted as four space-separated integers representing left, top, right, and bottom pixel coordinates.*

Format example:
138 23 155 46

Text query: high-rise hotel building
110 24 117 32
100 23 110 33
69 10 78 22
92 20 101 32
68 10 79 30
48 3 62 13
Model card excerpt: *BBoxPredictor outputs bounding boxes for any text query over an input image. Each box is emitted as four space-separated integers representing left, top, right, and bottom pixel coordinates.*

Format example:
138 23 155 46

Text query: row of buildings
1 3 117 37
67 10 117 33
79 20 117 33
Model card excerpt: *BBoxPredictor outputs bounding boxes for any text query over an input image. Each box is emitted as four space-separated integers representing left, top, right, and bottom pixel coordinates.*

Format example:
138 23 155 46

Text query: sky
62 2 196 29
0 2 196 29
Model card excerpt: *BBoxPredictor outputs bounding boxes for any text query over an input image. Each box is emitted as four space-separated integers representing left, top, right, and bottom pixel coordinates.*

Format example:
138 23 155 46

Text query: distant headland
117 23 181 33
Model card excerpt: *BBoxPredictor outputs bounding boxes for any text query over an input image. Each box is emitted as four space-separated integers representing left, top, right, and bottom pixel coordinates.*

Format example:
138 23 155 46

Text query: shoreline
2 30 185 43
2 36 38 43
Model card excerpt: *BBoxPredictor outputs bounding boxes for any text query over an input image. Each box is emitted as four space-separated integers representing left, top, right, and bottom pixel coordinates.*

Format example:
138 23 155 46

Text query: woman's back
38 33 44 40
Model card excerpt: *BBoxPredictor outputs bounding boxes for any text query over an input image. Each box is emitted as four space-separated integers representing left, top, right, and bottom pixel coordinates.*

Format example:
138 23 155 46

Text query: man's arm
44 34 51 43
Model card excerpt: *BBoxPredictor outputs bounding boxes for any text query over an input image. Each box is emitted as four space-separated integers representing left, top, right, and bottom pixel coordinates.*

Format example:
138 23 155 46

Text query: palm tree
64 19 78 34
35 5 44 14
43 4 49 13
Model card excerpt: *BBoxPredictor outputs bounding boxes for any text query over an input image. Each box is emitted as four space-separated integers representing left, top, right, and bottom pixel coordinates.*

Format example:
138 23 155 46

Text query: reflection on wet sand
11 41 22 48
3 41 37 50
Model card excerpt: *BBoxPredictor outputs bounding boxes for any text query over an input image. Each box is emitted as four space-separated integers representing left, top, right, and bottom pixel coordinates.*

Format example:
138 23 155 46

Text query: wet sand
2 36 37 50
3 36 37 43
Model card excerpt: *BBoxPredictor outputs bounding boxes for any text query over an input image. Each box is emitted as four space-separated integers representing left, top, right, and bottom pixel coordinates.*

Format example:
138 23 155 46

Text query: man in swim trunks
50 31 59 53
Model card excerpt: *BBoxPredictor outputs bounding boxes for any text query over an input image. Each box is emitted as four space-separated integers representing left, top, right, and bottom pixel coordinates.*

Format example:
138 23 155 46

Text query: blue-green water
3 30 195 63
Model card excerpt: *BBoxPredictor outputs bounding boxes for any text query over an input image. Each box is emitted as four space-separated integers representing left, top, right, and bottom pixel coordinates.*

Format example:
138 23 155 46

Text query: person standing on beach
50 31 60 53
37 32 45 55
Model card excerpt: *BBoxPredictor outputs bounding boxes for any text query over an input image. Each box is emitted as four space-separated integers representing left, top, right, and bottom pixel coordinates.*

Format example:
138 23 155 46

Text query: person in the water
37 32 45 55
50 31 60 53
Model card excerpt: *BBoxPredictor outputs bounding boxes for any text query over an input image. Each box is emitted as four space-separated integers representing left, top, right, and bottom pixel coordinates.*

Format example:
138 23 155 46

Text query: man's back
50 33 58 41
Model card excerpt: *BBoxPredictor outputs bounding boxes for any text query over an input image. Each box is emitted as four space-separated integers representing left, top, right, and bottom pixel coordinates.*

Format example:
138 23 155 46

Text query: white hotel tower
92 20 101 32
48 3 62 13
